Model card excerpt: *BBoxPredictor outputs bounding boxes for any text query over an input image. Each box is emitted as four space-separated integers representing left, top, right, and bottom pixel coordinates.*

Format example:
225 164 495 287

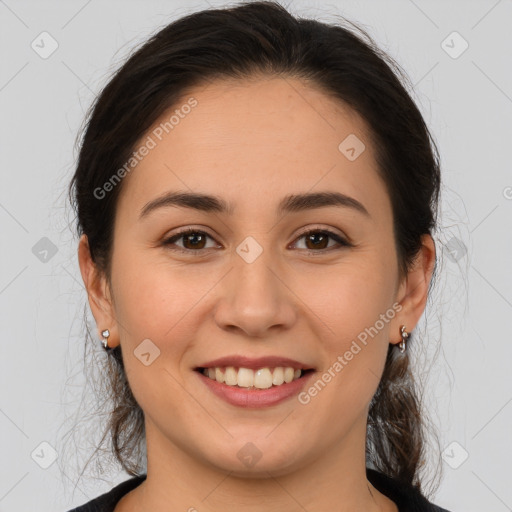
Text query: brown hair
66 0 443 497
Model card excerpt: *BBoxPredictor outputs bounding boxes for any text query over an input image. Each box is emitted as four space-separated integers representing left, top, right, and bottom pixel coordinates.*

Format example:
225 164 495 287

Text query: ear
77 234 119 348
390 234 436 345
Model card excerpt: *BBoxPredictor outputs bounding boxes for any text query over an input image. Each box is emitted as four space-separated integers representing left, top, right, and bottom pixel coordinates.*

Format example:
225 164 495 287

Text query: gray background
1 1 511 510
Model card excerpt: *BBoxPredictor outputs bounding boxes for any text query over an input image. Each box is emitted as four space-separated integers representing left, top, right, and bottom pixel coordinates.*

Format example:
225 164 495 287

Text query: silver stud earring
101 329 111 350
398 325 408 353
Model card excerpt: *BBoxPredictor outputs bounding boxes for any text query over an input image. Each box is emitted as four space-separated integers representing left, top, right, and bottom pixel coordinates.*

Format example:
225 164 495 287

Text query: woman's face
85 76 421 476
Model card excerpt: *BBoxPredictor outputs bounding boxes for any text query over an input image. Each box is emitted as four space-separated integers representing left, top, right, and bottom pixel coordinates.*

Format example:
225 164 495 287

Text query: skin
78 76 435 512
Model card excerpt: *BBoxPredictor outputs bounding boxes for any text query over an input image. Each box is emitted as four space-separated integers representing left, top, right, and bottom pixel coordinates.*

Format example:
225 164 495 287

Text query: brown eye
304 231 329 250
162 227 351 255
180 231 207 250
293 229 351 253
162 229 217 253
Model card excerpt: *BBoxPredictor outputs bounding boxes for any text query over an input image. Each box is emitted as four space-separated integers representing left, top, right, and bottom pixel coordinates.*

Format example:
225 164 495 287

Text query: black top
66 468 451 512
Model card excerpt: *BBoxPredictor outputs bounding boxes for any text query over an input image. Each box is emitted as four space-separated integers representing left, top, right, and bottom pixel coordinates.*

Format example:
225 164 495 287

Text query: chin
201 435 308 477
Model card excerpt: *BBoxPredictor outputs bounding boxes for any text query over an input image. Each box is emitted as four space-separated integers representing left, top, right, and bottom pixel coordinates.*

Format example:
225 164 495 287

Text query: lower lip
195 370 315 408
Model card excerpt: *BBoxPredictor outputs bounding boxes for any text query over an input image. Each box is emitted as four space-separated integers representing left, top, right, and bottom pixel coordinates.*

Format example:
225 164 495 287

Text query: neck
117 417 396 512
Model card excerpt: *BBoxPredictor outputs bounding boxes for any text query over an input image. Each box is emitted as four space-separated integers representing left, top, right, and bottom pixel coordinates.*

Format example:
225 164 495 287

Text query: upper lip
196 355 315 371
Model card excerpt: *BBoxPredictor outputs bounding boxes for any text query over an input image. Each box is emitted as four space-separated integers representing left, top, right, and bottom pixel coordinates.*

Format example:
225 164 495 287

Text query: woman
66 1 450 511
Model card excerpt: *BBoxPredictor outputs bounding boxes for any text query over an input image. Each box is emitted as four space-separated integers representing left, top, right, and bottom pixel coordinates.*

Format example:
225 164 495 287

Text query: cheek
297 251 396 396
110 249 198 351
109 257 200 415
293 250 397 337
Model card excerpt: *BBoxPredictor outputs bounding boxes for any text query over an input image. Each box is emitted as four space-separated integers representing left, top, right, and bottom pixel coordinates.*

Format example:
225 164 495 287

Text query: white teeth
201 365 306 388
254 368 273 389
224 366 238 386
272 367 284 385
215 367 225 384
284 367 295 383
237 367 254 388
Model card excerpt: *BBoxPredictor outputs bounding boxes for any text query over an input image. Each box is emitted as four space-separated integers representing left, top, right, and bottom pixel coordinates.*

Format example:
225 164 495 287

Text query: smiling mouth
195 366 315 389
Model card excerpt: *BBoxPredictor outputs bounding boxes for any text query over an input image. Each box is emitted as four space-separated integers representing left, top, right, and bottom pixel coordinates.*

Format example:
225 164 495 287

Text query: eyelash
161 227 352 255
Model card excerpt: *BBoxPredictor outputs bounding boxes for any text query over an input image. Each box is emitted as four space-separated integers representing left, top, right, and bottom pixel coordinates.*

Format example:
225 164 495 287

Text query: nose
213 246 297 338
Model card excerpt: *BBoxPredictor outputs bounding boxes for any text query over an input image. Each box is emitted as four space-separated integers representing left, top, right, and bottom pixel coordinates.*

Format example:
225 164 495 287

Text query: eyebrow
139 190 370 219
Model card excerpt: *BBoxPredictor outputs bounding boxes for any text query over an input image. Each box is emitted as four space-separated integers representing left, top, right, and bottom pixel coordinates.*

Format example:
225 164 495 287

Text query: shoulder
367 467 452 512
65 475 147 512
66 470 452 512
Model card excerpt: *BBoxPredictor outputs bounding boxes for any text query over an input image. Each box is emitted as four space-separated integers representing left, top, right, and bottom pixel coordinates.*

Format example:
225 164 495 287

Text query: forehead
116 76 390 222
